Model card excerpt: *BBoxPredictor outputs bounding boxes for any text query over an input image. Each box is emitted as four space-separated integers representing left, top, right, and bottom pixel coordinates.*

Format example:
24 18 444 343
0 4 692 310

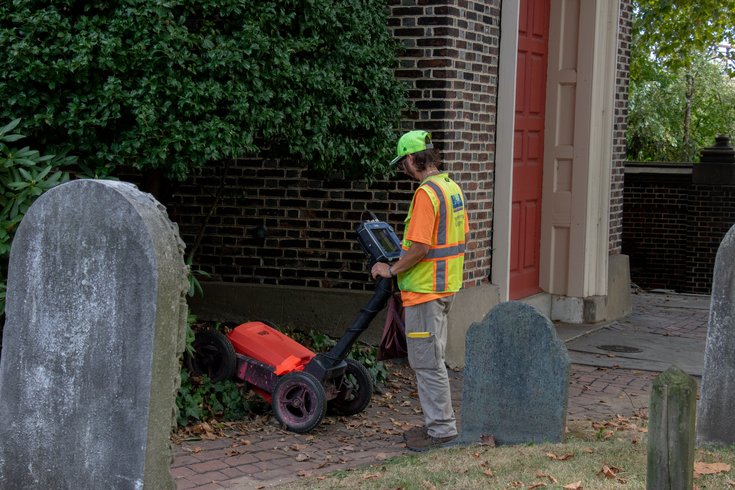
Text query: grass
276 416 735 489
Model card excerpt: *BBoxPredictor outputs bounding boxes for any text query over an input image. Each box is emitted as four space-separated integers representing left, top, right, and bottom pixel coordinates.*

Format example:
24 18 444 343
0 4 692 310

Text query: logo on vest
451 193 464 211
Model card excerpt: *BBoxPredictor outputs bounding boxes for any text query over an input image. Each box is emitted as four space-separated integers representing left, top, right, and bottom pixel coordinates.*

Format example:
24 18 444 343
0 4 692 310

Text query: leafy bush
176 370 254 427
0 119 73 311
1 1 408 181
302 329 389 389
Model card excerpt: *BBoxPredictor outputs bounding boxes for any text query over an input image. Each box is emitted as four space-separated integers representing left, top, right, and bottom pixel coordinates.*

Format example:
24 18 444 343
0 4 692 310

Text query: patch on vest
451 193 464 211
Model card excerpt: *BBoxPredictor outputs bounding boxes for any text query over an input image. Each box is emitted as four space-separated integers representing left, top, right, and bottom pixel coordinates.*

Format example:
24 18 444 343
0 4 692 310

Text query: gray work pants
404 295 457 438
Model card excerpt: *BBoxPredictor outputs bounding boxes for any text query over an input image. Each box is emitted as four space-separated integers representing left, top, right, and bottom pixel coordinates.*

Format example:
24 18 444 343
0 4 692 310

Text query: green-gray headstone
460 301 570 445
0 180 188 489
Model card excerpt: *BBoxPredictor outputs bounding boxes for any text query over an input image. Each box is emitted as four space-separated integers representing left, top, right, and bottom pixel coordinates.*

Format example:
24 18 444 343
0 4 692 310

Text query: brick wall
623 163 735 294
609 0 633 253
165 2 500 293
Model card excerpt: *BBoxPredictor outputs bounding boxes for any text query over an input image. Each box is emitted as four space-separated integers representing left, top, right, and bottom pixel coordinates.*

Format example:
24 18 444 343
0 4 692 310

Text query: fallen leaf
483 468 494 477
582 447 595 453
509 481 524 487
694 462 731 478
534 471 558 483
295 453 309 462
362 472 383 480
563 481 583 490
528 483 546 489
422 481 436 490
599 465 621 479
547 452 574 461
617 478 628 484
480 434 496 447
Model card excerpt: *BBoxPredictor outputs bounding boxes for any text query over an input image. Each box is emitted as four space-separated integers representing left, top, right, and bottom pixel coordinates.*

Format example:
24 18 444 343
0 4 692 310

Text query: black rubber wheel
185 330 237 382
328 359 373 416
272 371 327 433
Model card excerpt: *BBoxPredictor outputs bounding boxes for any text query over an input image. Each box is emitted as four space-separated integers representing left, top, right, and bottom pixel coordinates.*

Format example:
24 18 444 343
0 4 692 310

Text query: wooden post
646 366 697 489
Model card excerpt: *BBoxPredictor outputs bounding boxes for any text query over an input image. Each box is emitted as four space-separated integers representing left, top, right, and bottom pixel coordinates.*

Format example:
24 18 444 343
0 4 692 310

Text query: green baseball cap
390 130 434 165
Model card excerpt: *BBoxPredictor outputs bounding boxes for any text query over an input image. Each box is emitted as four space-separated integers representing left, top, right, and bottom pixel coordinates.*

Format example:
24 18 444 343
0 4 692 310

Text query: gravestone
697 223 735 445
460 301 570 445
0 180 188 489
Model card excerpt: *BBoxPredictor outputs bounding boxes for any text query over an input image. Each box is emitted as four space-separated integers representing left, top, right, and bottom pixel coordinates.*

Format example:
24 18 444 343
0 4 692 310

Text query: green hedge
0 0 408 181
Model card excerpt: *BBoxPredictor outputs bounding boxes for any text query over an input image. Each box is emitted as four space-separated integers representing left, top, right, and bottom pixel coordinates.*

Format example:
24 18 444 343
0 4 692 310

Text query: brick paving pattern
172 291 709 489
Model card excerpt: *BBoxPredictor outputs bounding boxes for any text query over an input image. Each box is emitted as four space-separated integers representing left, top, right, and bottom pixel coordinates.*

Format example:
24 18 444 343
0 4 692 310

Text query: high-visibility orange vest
398 173 466 293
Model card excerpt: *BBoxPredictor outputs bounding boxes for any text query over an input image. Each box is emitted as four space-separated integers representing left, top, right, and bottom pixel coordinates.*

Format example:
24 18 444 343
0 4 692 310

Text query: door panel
510 0 550 299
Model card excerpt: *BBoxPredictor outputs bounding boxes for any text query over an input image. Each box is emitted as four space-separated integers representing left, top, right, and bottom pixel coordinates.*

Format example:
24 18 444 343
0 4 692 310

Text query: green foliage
0 119 72 312
628 1 735 162
0 0 408 181
627 53 735 162
186 257 211 299
176 370 251 427
632 0 735 78
305 330 389 388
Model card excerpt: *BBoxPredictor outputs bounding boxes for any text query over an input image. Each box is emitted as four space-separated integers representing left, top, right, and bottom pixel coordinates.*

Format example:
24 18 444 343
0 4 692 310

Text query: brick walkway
171 291 709 489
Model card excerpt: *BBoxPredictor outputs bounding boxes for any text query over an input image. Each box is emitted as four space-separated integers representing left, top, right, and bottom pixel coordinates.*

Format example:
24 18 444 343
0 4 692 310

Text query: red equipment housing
226 321 316 401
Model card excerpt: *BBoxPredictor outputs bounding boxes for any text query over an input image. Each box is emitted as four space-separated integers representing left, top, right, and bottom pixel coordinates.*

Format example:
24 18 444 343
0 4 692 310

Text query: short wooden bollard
646 366 697 489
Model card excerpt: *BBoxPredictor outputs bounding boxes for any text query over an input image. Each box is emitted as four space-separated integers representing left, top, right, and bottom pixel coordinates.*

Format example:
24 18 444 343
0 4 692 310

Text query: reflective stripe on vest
398 174 466 294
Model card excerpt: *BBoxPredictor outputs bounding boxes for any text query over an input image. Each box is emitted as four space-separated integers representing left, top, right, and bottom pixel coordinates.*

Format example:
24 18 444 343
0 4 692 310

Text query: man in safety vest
371 130 469 451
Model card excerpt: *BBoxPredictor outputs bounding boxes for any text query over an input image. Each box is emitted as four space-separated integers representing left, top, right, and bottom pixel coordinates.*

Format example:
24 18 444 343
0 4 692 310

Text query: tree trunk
682 71 695 160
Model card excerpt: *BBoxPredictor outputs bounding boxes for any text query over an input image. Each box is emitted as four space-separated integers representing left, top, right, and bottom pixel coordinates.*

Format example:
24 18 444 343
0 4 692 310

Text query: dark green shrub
1 1 408 181
176 370 255 427
302 329 389 389
0 119 73 309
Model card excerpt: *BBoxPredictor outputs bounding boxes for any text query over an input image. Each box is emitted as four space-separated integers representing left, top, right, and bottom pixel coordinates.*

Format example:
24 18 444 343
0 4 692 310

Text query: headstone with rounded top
697 222 735 446
459 301 570 445
0 180 188 489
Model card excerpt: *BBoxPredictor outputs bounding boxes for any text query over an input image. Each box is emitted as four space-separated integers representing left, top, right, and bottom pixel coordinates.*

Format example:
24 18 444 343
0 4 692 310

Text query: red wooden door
510 0 550 299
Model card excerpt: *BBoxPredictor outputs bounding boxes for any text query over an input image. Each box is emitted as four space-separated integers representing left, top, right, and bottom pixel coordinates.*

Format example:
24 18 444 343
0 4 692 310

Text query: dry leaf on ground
694 462 731 478
547 452 574 461
599 465 622 479
563 481 583 490
480 434 497 446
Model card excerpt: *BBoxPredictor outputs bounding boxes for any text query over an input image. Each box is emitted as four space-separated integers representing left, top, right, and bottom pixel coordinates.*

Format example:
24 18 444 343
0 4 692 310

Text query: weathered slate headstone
460 301 570 445
697 223 735 446
647 366 696 490
0 180 188 489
